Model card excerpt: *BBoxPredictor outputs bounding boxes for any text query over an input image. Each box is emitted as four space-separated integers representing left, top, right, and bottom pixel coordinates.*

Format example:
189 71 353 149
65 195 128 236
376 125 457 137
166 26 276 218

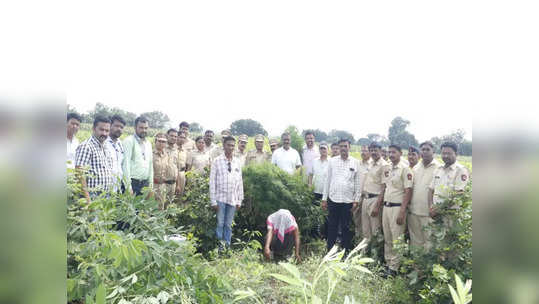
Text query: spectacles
227 162 231 172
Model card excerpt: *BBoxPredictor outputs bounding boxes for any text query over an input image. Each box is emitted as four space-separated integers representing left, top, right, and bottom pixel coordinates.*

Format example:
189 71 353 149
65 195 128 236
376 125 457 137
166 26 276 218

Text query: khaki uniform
352 158 372 236
361 157 388 242
382 160 414 271
210 145 224 160
183 137 196 153
234 149 247 167
408 159 441 251
245 149 271 165
177 148 187 197
187 149 211 174
153 150 179 209
166 145 177 154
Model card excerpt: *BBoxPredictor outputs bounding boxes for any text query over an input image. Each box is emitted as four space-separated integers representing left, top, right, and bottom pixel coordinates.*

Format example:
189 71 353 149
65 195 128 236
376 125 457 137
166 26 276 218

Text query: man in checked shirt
322 138 362 254
210 136 244 251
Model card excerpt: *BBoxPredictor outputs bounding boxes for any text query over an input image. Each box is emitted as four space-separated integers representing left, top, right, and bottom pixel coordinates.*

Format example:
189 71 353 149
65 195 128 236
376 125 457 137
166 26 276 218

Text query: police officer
269 139 279 154
234 134 248 167
153 133 180 209
372 144 413 276
408 141 441 251
407 146 420 169
176 131 188 199
179 121 196 152
210 129 232 160
363 142 388 243
245 134 271 165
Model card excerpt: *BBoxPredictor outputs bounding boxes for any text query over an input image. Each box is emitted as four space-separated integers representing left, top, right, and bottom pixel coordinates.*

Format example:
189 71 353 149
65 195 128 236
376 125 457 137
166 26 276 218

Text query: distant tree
328 129 355 144
189 122 204 134
302 129 328 142
140 111 170 129
230 119 267 136
430 129 471 156
357 138 371 146
387 117 418 149
86 102 137 125
284 126 305 155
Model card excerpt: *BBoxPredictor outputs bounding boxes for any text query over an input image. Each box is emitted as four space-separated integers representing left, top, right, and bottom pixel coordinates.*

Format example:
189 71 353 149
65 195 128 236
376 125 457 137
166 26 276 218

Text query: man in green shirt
122 116 154 195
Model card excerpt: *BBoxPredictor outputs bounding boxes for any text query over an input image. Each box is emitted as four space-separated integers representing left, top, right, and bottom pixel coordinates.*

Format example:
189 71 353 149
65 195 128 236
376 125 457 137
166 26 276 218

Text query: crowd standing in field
68 113 470 275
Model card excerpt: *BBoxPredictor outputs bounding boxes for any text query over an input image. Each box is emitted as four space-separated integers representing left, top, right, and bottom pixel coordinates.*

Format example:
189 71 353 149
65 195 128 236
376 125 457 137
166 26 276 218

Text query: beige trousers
408 213 433 252
382 205 406 271
362 196 382 241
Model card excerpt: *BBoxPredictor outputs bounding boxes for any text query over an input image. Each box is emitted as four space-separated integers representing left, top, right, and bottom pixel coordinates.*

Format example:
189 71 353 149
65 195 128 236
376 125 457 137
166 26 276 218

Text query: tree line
68 103 472 156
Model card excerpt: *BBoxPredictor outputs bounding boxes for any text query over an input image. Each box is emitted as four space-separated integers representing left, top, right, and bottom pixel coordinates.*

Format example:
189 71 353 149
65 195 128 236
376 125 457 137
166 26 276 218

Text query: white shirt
105 137 124 191
302 145 320 176
271 147 302 174
311 157 329 194
67 136 79 169
323 156 362 203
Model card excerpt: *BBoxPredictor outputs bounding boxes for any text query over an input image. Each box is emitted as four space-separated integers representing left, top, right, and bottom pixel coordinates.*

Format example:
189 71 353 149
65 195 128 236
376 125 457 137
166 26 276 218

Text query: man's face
305 134 315 148
369 147 381 161
408 151 419 167
255 141 264 151
155 137 167 151
136 122 149 138
331 145 340 157
238 140 247 151
441 147 457 166
204 132 214 145
110 120 125 140
361 146 370 160
67 118 80 136
320 146 328 157
420 145 434 162
93 122 110 143
224 140 235 154
339 141 349 158
282 135 291 149
270 143 278 153
381 149 388 159
177 133 186 146
167 131 178 146
196 139 205 151
388 147 401 164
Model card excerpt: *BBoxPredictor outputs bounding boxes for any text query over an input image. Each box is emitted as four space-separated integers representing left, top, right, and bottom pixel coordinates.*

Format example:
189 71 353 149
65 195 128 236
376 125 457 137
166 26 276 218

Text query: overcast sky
16 0 539 142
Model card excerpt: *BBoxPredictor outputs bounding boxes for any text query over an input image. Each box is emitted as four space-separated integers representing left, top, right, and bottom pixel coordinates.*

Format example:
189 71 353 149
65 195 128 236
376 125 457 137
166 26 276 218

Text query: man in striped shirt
322 138 362 253
210 136 244 249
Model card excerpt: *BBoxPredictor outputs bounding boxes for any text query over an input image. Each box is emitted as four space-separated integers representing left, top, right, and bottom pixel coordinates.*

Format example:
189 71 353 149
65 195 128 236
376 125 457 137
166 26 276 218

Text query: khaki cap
269 139 279 145
255 134 265 142
238 134 248 142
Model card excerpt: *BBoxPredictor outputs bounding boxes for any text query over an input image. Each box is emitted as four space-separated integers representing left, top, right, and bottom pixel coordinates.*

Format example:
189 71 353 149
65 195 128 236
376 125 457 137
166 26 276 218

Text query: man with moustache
407 146 420 169
408 141 441 251
166 128 178 154
272 132 302 174
210 130 232 160
104 114 126 193
302 131 320 176
179 121 196 152
204 130 217 154
234 134 249 167
245 134 271 165
122 116 154 196
372 144 413 276
330 142 340 158
269 139 279 154
67 112 82 169
363 142 388 244
75 115 114 203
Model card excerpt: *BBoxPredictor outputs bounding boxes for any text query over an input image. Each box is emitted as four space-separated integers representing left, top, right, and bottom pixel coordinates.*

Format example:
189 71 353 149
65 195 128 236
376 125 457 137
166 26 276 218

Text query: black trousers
326 199 353 251
131 178 149 196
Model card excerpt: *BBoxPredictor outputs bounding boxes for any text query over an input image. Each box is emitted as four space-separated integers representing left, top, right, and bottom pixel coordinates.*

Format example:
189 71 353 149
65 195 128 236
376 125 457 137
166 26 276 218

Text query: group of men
67 113 470 271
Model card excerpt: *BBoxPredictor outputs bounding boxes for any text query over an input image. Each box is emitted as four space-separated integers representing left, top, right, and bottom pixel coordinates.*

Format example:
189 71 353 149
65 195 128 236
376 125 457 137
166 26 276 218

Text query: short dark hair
205 130 214 135
93 115 111 128
338 138 351 145
388 144 402 153
281 132 290 139
167 128 178 135
304 130 314 138
110 114 126 126
223 136 236 144
369 142 381 150
179 121 190 128
408 146 420 154
419 141 434 149
441 141 458 153
67 112 82 122
195 136 204 143
178 130 187 136
134 116 148 127
331 142 339 148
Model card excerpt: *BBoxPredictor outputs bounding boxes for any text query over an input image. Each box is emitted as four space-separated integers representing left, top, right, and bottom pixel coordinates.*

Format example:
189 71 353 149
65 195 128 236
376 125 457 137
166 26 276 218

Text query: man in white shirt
308 142 329 238
272 132 302 174
105 114 126 193
322 139 362 253
302 131 320 176
67 113 82 169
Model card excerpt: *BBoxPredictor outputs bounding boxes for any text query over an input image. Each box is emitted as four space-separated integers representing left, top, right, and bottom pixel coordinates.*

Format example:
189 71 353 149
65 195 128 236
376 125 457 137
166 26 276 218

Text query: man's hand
175 186 181 195
321 200 327 211
429 206 437 218
212 204 219 211
264 247 271 260
396 209 406 225
352 202 358 212
236 204 241 210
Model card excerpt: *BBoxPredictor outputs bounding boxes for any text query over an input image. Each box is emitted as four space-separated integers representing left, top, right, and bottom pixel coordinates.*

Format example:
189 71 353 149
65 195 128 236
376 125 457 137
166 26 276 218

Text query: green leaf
269 273 303 287
280 262 301 279
95 283 106 304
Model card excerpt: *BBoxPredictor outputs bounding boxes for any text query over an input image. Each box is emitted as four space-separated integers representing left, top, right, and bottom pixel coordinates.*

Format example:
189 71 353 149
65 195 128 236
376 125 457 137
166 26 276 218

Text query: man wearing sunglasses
209 136 244 251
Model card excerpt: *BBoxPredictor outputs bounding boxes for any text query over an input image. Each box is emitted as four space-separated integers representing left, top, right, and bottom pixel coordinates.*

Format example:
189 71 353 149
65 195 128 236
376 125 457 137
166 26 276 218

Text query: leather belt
384 201 401 207
365 193 379 199
154 179 176 185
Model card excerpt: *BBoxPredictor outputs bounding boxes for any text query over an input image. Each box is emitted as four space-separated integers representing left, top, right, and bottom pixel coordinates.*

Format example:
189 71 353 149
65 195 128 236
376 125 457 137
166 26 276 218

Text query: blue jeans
216 202 236 245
